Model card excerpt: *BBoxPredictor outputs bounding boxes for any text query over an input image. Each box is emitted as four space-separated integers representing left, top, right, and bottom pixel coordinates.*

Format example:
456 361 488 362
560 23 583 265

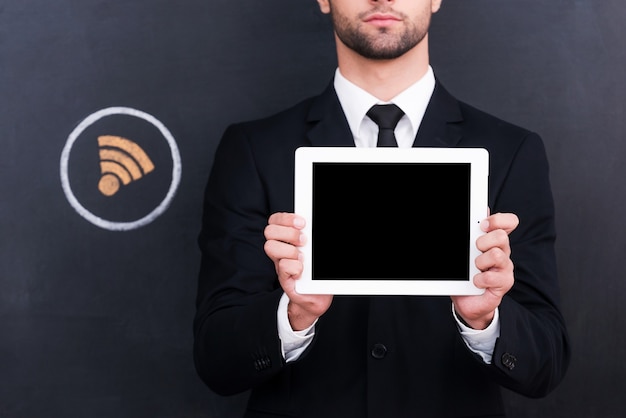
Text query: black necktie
367 104 405 147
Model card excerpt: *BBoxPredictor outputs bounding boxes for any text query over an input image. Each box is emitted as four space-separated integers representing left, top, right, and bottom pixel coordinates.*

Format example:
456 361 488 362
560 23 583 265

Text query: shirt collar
333 66 436 140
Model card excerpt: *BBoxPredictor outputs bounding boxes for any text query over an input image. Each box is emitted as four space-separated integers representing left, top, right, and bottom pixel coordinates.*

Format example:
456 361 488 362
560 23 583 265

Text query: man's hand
264 212 333 331
451 212 519 330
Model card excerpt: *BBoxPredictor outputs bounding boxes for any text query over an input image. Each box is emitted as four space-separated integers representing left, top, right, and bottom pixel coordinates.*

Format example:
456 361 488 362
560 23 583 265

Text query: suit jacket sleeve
481 129 571 397
192 122 291 396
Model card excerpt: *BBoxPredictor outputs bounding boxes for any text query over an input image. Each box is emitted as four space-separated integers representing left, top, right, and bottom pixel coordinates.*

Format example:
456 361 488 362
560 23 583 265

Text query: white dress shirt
277 66 500 364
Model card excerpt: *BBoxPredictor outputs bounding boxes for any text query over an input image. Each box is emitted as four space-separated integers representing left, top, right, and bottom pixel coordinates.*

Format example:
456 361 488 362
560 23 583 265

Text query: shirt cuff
452 303 500 364
277 293 316 362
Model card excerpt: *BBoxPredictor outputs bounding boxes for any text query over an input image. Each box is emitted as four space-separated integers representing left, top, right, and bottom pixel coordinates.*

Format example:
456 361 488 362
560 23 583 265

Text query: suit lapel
413 80 464 148
304 79 465 149
305 82 356 147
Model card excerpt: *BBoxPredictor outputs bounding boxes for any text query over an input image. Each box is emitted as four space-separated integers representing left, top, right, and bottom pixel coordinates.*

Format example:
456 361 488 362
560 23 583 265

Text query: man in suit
193 0 570 416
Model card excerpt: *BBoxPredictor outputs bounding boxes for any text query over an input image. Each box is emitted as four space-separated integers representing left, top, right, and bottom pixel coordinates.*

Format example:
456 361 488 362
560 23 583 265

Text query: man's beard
330 8 430 60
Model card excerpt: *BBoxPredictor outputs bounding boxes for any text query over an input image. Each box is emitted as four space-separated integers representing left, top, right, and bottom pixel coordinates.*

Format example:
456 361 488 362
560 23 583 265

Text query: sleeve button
371 343 387 359
501 353 517 370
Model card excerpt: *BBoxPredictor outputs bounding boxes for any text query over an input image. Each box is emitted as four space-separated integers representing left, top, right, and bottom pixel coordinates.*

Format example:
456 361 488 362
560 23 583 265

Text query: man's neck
335 35 431 102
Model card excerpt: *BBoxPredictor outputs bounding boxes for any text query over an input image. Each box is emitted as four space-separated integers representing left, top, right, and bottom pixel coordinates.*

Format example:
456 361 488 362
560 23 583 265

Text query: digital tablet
293 146 489 295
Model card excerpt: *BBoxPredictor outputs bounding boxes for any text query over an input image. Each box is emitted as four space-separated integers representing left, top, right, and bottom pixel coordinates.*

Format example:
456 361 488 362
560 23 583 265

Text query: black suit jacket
193 79 570 418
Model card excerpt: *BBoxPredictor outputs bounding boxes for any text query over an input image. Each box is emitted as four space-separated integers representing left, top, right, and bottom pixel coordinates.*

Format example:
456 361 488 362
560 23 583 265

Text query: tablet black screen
311 162 470 280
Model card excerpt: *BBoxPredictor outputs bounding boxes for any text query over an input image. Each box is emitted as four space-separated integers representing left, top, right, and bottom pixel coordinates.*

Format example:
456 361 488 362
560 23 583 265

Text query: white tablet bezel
294 146 489 296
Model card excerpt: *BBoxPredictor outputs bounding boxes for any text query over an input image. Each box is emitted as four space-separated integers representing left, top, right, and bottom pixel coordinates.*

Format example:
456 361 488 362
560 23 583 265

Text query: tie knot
367 104 405 130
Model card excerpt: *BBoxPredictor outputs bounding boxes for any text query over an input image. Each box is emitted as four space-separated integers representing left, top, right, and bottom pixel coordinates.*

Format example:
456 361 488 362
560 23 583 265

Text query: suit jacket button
371 343 387 359
501 353 517 370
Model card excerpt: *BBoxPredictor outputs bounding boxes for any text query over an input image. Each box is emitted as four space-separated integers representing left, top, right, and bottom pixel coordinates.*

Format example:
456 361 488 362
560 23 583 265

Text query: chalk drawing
60 107 182 231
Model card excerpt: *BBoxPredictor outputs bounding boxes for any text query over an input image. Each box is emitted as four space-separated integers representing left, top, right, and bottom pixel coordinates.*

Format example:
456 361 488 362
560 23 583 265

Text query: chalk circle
60 106 182 231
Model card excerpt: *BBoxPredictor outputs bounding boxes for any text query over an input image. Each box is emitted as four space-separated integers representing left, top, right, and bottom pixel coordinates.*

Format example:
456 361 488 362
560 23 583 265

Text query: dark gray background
1 1 624 417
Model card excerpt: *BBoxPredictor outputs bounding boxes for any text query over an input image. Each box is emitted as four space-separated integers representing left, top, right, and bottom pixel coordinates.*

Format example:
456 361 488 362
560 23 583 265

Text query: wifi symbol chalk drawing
61 106 181 231
97 135 155 196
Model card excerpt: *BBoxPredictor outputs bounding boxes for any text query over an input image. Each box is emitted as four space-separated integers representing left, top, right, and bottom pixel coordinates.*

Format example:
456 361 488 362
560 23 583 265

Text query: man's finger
268 212 306 229
480 212 519 234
